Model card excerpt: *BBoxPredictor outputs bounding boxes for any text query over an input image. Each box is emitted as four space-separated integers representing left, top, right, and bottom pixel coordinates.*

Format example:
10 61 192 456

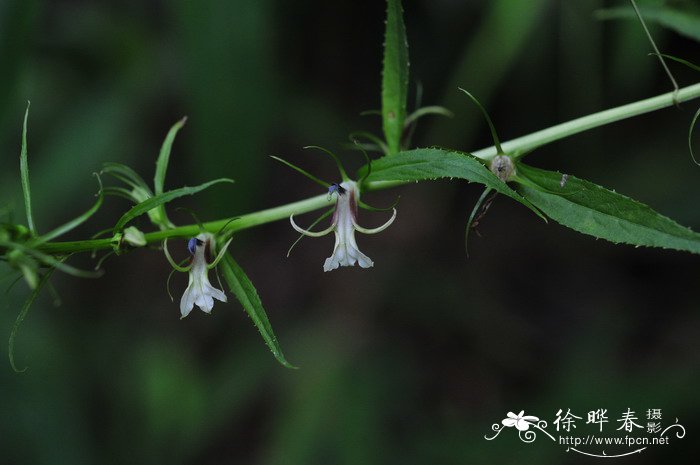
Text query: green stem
471 82 700 161
34 82 700 255
37 194 331 254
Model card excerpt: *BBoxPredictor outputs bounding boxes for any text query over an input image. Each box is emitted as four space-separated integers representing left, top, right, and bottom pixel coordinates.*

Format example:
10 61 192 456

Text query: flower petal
356 252 373 268
180 285 196 318
323 258 339 272
200 293 215 313
210 286 227 303
290 214 335 237
347 241 373 268
352 208 396 234
323 244 345 271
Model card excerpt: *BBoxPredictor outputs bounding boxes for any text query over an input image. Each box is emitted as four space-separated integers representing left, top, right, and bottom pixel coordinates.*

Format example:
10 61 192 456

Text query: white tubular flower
180 233 227 318
290 181 396 272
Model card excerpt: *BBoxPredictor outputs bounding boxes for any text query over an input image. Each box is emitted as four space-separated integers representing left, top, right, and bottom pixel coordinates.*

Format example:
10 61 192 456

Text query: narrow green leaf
101 162 151 192
102 186 137 201
403 105 453 127
363 148 544 220
1 241 104 279
174 206 206 232
516 163 700 253
689 106 700 166
94 250 115 271
654 53 700 72
348 131 389 155
10 252 39 289
153 117 187 229
351 139 372 185
112 178 234 233
0 273 23 289
458 88 503 154
19 102 35 233
220 254 295 369
596 4 700 42
382 0 409 155
303 146 349 181
628 0 679 95
9 268 55 372
154 117 187 195
270 156 330 188
31 174 104 245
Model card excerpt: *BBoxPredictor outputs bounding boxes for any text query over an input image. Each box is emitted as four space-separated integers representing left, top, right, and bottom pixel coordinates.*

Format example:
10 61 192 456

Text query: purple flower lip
328 183 346 197
187 237 203 255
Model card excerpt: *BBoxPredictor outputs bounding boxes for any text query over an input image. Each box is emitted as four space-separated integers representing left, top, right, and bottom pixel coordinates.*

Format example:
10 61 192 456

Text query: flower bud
489 155 515 182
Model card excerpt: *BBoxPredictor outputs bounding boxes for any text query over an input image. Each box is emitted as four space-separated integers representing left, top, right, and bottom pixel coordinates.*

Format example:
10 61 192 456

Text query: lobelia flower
169 232 228 318
501 411 539 431
290 180 396 272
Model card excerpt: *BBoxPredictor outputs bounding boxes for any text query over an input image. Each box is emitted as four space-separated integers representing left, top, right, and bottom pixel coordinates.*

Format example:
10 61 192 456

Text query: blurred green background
1 0 699 463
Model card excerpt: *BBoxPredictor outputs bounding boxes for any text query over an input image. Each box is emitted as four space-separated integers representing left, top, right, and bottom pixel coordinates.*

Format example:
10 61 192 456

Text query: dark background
1 0 699 463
